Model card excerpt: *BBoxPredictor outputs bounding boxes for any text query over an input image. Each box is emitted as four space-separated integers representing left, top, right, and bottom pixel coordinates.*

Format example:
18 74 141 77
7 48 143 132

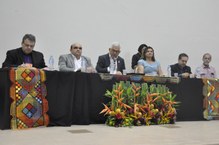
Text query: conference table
0 69 205 129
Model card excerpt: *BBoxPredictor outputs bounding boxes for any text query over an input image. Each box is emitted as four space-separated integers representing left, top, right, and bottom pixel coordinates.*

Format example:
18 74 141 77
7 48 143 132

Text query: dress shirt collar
71 54 81 61
109 53 118 61
202 64 210 69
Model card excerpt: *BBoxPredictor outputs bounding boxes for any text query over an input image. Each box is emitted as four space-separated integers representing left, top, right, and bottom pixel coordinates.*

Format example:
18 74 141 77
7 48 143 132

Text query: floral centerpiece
100 81 178 127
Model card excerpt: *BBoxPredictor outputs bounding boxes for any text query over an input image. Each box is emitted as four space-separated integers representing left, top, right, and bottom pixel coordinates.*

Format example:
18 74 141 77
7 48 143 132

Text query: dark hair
178 53 188 60
138 44 148 54
70 45 73 50
143 46 155 61
22 34 36 43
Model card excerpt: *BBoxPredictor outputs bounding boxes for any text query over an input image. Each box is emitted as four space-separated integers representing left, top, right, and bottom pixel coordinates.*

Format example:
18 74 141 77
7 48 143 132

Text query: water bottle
81 59 87 72
48 55 54 70
167 65 171 77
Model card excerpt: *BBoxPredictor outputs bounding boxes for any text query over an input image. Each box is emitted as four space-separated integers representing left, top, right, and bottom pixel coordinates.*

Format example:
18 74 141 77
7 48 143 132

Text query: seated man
2 34 46 68
96 42 125 75
131 44 147 70
195 53 217 78
58 43 95 72
170 53 192 78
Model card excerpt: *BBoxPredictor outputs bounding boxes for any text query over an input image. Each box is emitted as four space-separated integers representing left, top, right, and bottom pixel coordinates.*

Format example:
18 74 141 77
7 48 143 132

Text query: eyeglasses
73 47 82 50
112 49 120 53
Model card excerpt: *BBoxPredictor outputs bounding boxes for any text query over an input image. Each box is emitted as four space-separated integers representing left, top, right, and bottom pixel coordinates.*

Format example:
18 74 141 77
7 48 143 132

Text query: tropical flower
100 81 178 127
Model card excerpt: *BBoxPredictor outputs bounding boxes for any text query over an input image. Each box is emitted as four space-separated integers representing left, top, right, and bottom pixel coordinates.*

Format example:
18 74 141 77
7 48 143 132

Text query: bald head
202 53 212 66
70 43 82 59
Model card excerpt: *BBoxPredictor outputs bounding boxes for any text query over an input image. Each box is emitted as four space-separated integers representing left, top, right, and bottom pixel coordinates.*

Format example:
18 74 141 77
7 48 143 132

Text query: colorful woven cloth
203 79 219 120
10 67 49 129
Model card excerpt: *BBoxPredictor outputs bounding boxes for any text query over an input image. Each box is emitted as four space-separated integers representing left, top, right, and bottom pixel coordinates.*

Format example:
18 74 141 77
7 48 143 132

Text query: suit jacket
2 47 46 68
59 54 93 72
96 54 125 73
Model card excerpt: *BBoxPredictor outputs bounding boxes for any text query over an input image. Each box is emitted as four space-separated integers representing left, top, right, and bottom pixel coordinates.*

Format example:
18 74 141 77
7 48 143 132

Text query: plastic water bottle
81 59 87 72
48 55 54 70
167 65 171 77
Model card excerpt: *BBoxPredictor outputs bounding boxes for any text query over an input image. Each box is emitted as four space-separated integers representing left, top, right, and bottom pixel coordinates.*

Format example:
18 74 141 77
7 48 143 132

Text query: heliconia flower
162 97 177 106
135 93 140 97
114 90 119 94
119 102 132 110
136 87 141 92
118 90 124 97
114 95 119 99
99 103 111 116
117 98 124 103
152 96 160 103
148 93 160 97
132 83 137 90
132 89 136 94
135 104 146 113
134 103 139 115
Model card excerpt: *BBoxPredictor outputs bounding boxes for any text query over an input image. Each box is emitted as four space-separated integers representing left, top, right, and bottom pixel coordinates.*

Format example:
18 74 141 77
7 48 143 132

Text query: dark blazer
170 63 192 77
2 47 46 68
96 54 125 73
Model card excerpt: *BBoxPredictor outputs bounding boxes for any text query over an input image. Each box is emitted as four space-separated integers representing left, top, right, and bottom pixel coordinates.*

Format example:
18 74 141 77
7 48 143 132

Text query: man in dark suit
2 34 46 68
96 42 125 74
170 53 192 78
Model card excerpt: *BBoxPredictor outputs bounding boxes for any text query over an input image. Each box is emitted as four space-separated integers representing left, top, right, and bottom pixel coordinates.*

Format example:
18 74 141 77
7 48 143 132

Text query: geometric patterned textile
9 67 49 129
203 79 219 120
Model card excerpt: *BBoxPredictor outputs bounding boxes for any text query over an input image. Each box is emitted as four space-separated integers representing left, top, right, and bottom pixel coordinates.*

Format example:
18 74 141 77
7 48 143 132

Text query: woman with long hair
137 46 163 76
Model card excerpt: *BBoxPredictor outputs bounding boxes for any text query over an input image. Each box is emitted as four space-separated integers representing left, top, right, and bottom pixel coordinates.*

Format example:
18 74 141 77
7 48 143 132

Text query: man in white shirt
59 43 95 72
195 53 217 79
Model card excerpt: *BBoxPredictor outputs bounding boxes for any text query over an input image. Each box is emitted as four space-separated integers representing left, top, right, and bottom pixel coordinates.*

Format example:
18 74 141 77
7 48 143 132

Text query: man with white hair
195 53 217 78
96 42 125 75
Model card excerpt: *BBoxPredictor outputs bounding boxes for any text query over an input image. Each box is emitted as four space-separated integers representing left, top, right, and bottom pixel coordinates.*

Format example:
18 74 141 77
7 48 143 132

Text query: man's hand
181 73 190 78
115 71 122 75
86 67 96 73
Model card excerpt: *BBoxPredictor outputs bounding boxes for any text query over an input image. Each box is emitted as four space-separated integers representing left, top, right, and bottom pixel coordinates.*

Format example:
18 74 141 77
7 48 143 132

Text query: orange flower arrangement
100 81 178 127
